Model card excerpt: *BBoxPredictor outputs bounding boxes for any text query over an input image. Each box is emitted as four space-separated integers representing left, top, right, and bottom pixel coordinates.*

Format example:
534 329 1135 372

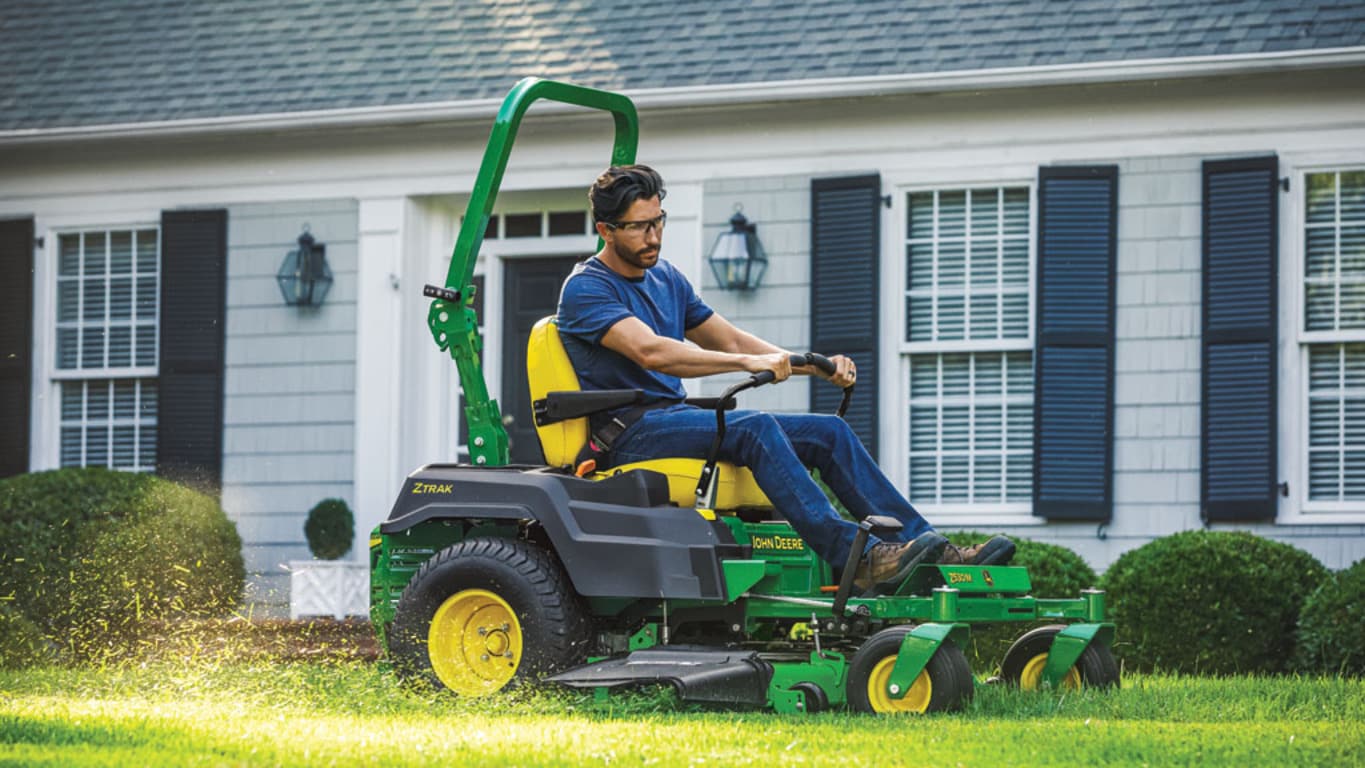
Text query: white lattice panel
288 561 369 619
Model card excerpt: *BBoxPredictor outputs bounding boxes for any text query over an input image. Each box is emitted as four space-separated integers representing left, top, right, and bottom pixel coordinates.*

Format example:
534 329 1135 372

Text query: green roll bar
425 78 639 466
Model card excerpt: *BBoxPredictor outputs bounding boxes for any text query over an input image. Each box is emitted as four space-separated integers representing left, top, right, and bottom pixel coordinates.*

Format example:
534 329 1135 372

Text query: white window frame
41 222 161 472
887 175 1042 526
1278 156 1365 524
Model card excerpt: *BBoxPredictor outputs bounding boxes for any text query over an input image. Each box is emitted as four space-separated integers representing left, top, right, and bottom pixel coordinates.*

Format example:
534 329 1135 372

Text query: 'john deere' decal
751 535 805 553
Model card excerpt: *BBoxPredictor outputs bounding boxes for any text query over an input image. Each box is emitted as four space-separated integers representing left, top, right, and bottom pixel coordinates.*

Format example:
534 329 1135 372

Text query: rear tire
846 626 974 714
390 536 590 696
1000 624 1120 690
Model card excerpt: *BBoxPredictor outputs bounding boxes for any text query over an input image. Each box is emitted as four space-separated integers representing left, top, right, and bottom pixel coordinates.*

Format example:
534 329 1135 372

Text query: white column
352 197 406 560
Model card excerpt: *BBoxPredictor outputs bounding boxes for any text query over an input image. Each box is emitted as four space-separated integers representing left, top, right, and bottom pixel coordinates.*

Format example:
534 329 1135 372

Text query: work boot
853 532 949 590
937 535 1016 566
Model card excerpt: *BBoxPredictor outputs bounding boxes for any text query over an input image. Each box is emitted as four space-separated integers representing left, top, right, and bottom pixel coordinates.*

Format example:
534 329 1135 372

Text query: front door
501 256 582 464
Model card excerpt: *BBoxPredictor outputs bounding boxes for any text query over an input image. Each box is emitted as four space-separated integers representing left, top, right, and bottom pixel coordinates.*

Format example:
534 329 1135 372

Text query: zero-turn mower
369 78 1119 714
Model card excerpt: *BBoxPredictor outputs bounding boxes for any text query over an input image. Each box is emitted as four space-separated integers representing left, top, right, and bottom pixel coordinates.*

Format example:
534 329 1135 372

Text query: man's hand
797 353 857 388
744 351 793 382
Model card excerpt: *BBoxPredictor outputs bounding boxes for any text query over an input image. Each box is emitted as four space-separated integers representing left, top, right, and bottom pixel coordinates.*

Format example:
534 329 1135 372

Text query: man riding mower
368 78 1119 714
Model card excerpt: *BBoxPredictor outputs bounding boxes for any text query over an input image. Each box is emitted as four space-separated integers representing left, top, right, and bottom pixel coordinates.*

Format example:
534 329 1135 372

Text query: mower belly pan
548 646 772 707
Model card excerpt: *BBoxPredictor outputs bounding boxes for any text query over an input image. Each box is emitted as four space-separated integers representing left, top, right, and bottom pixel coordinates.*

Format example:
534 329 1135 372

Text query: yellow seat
528 316 772 510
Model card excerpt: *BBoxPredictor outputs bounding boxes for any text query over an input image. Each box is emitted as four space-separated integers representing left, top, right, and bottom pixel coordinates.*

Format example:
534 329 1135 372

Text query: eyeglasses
606 211 667 236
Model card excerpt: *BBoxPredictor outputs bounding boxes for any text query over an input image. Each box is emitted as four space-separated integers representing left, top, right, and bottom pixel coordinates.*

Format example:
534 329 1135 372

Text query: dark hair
589 165 666 224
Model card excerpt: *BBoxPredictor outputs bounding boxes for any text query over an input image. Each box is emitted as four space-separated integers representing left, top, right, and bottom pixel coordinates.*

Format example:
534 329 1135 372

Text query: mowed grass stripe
1 665 1362 767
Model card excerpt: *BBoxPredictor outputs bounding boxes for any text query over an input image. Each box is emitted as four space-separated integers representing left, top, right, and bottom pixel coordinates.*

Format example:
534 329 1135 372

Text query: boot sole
872 533 949 592
971 536 1016 567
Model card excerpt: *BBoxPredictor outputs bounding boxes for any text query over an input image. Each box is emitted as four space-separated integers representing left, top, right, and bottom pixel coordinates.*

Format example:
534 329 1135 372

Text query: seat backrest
527 316 589 466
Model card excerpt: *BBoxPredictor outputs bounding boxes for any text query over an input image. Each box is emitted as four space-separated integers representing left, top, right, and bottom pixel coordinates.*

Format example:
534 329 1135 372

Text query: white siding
222 199 358 615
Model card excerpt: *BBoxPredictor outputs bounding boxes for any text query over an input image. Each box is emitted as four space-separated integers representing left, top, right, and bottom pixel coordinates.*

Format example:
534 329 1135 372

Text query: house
2 1 1363 615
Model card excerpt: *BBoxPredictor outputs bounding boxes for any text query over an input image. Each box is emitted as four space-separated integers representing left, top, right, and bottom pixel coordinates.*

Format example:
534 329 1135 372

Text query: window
1302 170 1365 507
54 228 159 470
904 187 1034 513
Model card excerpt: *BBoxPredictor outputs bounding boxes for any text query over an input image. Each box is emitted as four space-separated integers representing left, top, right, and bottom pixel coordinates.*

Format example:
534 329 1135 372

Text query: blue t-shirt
557 257 714 403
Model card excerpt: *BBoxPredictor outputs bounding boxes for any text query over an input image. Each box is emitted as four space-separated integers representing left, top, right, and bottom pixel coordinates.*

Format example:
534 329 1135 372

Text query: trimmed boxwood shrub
304 498 354 560
0 467 244 664
0 603 50 669
1294 558 1365 676
944 532 1099 671
1101 530 1328 675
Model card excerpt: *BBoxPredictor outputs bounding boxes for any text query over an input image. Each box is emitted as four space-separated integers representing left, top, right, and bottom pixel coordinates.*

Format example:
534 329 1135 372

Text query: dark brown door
501 256 581 464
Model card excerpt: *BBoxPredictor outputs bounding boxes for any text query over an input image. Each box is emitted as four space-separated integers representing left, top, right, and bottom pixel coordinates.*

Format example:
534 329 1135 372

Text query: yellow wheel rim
866 656 932 713
1019 653 1081 691
427 589 523 696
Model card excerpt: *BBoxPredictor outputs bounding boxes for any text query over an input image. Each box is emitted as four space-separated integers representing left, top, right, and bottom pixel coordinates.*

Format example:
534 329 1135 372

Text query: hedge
0 468 245 664
1101 530 1328 675
1294 558 1365 677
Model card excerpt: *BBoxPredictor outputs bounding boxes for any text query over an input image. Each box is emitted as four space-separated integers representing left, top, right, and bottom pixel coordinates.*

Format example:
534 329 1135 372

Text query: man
557 165 1014 590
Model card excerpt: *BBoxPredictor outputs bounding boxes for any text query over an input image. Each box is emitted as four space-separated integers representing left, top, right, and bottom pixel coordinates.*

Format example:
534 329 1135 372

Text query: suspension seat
527 316 771 510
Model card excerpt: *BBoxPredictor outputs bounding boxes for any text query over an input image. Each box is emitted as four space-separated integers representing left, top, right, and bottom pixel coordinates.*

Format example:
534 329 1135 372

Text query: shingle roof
2 0 1363 131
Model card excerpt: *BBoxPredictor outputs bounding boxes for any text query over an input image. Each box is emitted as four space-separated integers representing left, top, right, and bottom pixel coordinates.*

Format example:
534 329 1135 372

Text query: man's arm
685 313 857 387
600 316 792 380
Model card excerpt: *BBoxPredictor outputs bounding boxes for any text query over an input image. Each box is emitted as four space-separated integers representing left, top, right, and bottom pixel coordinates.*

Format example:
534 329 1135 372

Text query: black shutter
1034 166 1118 521
157 209 227 489
811 175 881 459
1202 156 1278 522
0 218 34 478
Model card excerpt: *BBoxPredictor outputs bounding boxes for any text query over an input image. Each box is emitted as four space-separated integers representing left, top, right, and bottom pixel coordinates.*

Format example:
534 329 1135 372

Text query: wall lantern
707 206 767 291
276 226 332 307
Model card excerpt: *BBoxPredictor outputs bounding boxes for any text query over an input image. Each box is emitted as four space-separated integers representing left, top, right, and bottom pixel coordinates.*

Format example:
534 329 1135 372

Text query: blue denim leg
610 406 934 566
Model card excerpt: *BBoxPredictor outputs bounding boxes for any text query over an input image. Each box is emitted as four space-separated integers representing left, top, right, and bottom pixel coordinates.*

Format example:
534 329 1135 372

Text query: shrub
0 468 245 663
304 498 354 560
1294 558 1365 676
0 603 50 669
943 531 1099 671
1101 530 1328 675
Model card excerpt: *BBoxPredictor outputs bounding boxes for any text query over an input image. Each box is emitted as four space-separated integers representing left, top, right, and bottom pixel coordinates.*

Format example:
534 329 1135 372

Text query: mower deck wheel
846 626 974 714
1000 624 1120 691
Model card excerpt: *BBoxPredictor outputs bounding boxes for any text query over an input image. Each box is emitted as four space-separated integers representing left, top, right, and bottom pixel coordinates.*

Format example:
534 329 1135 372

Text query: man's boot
937 535 1016 566
853 531 949 590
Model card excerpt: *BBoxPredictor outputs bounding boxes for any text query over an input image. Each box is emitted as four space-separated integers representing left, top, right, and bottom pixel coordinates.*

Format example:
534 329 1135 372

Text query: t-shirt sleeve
680 269 715 331
558 272 633 344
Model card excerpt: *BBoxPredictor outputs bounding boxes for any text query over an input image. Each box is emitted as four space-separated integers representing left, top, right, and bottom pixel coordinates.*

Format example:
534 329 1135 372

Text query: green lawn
1 663 1362 767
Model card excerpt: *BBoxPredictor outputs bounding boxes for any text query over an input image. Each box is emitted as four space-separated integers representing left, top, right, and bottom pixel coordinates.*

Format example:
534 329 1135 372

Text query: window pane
59 378 157 472
1342 282 1365 330
968 239 997 288
110 232 133 274
109 277 133 320
57 328 78 369
1306 282 1335 331
1307 343 1365 500
60 426 83 466
970 189 999 237
135 325 157 366
908 192 934 239
1306 172 1336 225
136 230 158 273
82 277 105 321
108 326 132 367
59 234 81 276
503 213 541 238
907 243 932 291
83 232 106 274
939 191 966 239
547 211 587 236
57 279 79 322
1342 171 1365 222
81 327 105 369
1305 227 1335 278
1342 227 1365 276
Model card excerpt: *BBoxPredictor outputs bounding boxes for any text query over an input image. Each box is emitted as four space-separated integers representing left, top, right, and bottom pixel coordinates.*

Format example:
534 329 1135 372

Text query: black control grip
752 370 777 386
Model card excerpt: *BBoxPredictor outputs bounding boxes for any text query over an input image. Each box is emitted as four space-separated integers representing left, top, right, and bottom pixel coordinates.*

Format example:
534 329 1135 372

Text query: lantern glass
276 231 333 306
707 212 768 291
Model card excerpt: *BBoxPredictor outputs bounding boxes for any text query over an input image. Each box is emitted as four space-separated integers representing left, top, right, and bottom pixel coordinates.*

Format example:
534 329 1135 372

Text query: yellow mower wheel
428 589 524 696
846 626 974 714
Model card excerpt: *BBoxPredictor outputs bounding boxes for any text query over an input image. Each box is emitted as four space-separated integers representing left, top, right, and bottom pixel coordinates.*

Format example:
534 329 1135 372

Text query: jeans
609 405 934 566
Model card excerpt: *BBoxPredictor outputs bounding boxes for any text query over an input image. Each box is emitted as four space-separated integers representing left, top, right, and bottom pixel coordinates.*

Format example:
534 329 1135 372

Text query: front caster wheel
1000 624 1120 690
390 537 589 696
846 626 974 714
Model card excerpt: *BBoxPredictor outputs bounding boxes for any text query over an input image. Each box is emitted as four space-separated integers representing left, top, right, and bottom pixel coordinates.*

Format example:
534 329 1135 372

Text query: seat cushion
598 458 771 509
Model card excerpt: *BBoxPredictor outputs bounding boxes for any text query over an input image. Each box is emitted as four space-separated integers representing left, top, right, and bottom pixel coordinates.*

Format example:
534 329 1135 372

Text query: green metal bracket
1041 623 1116 688
430 78 640 466
886 623 969 700
628 622 660 651
721 559 768 599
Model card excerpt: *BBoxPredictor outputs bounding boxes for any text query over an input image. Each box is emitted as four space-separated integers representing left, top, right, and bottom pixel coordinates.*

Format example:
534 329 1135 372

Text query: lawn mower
369 78 1119 714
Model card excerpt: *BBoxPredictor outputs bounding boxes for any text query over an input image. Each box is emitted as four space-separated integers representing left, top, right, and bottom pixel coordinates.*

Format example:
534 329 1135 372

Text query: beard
613 239 659 270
